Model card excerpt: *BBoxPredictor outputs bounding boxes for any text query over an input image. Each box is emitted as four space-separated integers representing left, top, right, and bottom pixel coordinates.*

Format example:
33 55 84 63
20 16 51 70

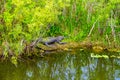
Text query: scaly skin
40 36 65 46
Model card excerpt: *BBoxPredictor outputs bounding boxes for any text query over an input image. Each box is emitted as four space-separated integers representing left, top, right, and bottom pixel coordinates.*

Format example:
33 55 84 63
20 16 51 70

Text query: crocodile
29 36 65 48
38 36 66 46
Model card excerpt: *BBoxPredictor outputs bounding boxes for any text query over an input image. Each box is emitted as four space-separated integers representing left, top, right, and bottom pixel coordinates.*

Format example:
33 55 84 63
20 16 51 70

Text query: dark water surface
0 50 120 80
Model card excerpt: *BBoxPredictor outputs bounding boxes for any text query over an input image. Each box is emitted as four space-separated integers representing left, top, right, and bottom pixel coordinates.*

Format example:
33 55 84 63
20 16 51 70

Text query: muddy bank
0 40 120 60
36 41 120 53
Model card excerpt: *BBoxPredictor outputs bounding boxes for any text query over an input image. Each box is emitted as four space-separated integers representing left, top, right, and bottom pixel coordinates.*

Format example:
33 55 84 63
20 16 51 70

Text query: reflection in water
115 70 120 80
26 70 33 77
81 66 89 80
0 50 120 80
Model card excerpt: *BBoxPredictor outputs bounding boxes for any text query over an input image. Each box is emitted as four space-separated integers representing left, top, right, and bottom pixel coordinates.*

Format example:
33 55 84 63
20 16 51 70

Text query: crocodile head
57 36 64 41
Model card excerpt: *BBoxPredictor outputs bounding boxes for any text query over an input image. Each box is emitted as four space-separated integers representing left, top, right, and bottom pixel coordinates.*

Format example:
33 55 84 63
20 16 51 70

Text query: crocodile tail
37 37 43 43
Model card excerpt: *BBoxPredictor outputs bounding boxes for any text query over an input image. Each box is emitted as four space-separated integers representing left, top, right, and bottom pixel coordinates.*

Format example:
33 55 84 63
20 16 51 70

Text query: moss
92 46 103 53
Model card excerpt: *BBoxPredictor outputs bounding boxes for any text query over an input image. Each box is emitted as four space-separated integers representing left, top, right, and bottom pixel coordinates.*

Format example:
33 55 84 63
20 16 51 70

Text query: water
0 49 120 80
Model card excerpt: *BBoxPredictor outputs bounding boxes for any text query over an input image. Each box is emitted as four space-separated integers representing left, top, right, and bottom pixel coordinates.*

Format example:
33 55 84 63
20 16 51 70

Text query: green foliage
0 0 120 59
57 0 120 42
46 24 63 36
0 0 70 57
11 56 17 66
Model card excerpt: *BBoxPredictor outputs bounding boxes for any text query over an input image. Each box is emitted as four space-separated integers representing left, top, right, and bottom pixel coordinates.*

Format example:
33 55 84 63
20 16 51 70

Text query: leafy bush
0 0 70 56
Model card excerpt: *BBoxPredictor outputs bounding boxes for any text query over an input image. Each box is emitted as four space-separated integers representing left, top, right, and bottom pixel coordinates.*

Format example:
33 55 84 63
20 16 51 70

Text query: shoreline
0 41 120 60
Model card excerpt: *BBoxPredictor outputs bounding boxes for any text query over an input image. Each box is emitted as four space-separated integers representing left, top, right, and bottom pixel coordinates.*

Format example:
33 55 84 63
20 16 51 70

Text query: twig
110 10 116 42
30 37 42 48
88 18 99 37
106 34 110 46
